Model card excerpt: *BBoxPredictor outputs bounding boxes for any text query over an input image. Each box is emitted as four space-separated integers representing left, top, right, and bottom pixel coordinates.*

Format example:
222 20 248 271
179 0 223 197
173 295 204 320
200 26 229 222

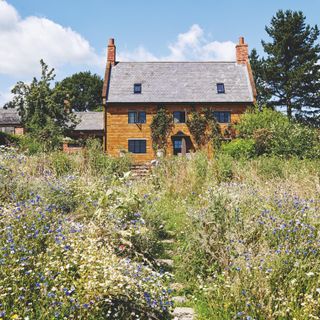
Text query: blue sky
1 0 319 106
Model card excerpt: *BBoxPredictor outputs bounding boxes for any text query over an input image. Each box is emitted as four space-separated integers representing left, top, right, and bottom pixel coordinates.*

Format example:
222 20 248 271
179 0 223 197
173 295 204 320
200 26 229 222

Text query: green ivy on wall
150 105 173 152
187 107 221 150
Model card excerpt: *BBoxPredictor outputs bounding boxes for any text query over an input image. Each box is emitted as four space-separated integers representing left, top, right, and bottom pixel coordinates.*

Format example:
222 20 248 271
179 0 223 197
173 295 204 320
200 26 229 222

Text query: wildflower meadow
1 144 320 319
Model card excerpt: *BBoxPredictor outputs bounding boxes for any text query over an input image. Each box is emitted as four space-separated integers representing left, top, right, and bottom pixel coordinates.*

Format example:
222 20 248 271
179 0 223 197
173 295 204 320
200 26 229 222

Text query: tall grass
1 145 320 319
143 154 320 319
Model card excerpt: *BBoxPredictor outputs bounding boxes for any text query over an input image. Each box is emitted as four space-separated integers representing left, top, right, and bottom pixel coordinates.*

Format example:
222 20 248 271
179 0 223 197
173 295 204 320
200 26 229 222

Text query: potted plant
156 148 164 158
119 148 127 157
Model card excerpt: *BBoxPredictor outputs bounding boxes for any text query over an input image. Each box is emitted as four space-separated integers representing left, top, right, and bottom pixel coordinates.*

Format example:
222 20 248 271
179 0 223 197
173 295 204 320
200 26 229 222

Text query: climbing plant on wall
187 108 221 150
150 105 173 151
186 108 207 147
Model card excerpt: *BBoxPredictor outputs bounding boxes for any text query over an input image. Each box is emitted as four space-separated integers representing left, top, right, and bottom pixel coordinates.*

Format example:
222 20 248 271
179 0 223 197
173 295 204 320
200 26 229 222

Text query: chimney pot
107 38 116 65
236 36 248 64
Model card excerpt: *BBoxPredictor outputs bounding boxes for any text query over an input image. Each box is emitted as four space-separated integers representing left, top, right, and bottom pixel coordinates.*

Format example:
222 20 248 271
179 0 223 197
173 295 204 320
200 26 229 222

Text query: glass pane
134 84 141 94
139 112 146 123
213 111 230 123
180 112 186 123
174 140 182 149
140 140 146 153
128 140 146 153
173 111 185 123
128 112 136 123
217 83 225 93
128 140 134 152
173 112 179 123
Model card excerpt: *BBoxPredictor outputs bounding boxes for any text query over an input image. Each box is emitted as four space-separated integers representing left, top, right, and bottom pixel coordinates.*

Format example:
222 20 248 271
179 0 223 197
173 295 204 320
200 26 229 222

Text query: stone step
161 239 176 244
155 259 174 267
171 282 186 292
132 171 149 175
130 164 151 179
164 249 174 256
172 296 188 304
172 307 195 320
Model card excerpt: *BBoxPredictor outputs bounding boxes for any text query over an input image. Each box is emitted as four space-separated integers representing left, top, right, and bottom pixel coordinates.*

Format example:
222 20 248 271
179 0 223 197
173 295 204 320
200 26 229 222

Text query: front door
172 136 190 155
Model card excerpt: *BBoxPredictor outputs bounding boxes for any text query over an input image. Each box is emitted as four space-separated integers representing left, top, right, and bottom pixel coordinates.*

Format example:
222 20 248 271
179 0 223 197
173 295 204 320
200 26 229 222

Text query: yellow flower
11 315 19 320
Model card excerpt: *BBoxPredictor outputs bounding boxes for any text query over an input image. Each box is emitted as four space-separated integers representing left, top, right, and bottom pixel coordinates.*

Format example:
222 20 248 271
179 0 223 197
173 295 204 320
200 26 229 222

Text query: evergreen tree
262 10 320 119
249 49 272 107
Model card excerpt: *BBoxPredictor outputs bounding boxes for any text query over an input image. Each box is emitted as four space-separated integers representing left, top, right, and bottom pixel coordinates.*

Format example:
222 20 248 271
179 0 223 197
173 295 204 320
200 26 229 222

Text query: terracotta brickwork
62 142 83 154
106 104 247 162
236 37 249 65
107 38 116 65
14 127 25 135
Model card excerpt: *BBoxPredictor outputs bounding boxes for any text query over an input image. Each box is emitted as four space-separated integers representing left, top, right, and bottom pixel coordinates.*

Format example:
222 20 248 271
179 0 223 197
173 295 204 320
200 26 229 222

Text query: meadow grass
1 146 320 319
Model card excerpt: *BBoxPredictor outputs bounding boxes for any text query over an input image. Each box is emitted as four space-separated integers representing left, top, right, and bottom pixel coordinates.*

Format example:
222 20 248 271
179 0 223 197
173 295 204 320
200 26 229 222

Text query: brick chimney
107 38 116 65
236 37 248 64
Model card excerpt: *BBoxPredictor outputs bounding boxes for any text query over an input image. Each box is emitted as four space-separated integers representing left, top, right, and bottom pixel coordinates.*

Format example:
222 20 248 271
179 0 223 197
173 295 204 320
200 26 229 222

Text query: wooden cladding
105 103 248 162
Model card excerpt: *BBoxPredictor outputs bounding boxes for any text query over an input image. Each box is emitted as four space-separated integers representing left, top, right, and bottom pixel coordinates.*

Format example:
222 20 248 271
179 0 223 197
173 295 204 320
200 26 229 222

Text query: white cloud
0 88 13 107
118 46 159 62
118 24 236 62
0 1 102 77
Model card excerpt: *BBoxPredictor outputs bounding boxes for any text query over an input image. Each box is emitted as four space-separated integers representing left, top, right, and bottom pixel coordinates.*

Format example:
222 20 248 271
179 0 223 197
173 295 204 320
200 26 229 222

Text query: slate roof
0 110 103 131
73 112 104 131
0 109 21 125
107 62 254 103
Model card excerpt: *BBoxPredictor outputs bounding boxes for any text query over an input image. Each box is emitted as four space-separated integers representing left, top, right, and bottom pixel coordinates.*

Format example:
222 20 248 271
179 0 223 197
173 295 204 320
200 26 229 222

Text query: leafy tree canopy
4 60 77 150
54 71 103 111
250 10 320 122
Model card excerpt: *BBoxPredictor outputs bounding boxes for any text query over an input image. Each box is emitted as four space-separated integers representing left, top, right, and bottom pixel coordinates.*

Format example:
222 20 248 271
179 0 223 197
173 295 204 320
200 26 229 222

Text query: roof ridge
117 61 237 63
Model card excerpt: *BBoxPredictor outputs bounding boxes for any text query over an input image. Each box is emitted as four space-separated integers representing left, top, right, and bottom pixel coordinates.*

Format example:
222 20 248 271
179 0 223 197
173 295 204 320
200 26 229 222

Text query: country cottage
102 37 256 162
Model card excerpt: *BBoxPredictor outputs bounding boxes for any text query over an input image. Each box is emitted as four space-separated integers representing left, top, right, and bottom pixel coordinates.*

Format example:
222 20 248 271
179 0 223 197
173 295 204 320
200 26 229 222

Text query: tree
249 49 272 107
5 60 76 150
261 10 320 119
54 72 103 111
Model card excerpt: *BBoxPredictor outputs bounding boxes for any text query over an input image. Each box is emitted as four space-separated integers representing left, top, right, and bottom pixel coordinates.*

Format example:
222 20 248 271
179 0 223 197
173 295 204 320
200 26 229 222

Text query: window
0 127 14 134
213 111 231 123
173 111 186 123
128 140 146 154
217 83 225 94
134 83 142 94
128 111 146 124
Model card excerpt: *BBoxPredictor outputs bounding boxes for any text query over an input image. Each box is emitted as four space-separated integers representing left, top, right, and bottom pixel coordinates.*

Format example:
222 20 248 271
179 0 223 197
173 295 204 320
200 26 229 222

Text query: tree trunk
287 99 292 119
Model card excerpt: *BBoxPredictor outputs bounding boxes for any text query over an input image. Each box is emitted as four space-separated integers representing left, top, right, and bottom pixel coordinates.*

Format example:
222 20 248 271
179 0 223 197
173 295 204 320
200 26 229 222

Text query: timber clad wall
106 104 247 162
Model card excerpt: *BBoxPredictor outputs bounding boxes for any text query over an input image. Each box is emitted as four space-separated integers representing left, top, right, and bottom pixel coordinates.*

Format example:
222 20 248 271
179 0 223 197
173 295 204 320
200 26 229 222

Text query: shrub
0 132 21 146
221 138 255 159
84 138 132 176
253 128 273 155
19 134 49 154
237 108 320 158
236 107 287 137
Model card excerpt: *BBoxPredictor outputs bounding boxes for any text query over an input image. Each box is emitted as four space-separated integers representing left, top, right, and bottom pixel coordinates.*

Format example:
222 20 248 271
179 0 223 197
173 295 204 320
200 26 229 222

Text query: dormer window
217 83 225 94
134 83 142 94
